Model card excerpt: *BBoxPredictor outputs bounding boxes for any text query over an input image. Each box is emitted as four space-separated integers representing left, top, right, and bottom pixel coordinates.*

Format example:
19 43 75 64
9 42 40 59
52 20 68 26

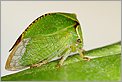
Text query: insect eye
77 39 81 43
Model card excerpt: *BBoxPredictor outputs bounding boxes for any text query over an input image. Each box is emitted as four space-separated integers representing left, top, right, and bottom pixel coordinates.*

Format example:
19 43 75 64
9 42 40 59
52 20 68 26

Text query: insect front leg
78 48 90 61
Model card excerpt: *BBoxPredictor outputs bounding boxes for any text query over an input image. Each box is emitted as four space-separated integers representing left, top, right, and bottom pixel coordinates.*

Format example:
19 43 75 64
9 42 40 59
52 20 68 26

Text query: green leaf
1 42 121 81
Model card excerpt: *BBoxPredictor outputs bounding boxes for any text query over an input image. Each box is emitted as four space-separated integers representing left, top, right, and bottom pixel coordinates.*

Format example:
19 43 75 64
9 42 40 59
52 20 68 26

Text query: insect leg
78 48 90 61
30 60 47 68
56 48 71 68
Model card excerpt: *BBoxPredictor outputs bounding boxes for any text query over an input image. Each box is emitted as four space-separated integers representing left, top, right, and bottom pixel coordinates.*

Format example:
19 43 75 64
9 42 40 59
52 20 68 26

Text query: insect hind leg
30 60 48 68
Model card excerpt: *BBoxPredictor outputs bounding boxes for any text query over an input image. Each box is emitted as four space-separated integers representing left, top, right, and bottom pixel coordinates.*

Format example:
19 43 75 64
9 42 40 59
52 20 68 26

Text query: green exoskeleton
5 12 89 71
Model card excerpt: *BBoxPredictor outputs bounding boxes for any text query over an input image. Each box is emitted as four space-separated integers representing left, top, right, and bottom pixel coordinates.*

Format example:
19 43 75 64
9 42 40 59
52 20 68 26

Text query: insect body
5 12 85 70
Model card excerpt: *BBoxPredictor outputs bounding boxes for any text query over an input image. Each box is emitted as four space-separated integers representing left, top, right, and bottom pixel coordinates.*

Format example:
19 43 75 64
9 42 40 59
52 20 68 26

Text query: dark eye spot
77 39 81 43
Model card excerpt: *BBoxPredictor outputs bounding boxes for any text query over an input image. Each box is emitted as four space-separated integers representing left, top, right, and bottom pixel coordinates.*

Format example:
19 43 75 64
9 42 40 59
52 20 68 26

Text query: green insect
5 12 88 71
